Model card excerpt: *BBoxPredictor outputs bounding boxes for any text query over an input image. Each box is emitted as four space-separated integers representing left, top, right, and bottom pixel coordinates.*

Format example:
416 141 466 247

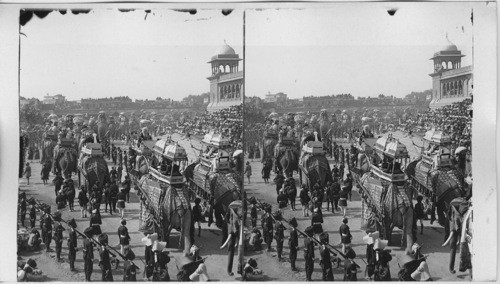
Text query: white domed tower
206 41 243 112
429 35 473 110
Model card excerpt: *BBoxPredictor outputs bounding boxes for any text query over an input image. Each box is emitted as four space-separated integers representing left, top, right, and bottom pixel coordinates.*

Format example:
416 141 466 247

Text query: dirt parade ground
18 131 471 281
18 133 295 282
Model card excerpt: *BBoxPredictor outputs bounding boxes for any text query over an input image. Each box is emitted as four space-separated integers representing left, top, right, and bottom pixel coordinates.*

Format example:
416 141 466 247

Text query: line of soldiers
29 202 139 281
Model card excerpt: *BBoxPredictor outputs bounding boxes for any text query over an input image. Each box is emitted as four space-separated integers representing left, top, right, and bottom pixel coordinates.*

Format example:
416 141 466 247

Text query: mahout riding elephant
442 198 472 275
318 110 331 153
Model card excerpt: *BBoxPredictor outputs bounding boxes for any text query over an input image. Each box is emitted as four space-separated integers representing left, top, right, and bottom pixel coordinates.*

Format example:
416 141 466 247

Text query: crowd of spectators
405 98 472 148
176 105 243 147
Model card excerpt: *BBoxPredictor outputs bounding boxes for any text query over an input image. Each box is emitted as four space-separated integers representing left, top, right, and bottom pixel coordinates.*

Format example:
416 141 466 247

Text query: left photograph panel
17 8 244 282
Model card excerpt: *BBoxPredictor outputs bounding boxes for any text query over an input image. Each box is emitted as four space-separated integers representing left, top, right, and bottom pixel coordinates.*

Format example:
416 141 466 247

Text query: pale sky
245 2 479 99
20 9 243 101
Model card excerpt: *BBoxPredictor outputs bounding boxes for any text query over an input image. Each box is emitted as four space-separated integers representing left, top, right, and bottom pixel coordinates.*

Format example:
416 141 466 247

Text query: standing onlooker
117 164 123 183
109 182 119 214
29 202 37 228
24 163 31 185
414 196 426 235
122 175 131 203
325 181 334 212
78 186 89 218
339 218 352 254
261 160 272 184
116 189 126 218
118 220 131 255
339 186 349 218
41 161 51 185
244 161 252 184
192 198 203 237
273 172 285 203
19 192 27 227
53 172 64 198
343 173 353 201
299 186 311 217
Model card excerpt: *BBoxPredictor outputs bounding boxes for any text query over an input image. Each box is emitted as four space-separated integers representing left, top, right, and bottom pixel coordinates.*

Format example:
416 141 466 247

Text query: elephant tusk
442 231 454 247
220 234 232 250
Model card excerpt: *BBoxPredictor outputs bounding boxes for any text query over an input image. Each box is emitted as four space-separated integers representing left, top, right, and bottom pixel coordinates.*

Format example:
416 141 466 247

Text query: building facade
43 94 66 105
206 43 243 112
264 92 288 104
429 38 473 110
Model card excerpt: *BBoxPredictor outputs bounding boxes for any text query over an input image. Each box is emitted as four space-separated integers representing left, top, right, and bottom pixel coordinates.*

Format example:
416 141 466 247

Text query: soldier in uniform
311 207 324 239
110 167 118 183
261 206 274 252
288 217 299 271
123 247 137 281
19 192 27 227
53 222 65 262
98 234 113 281
303 226 315 281
319 232 334 281
67 218 78 271
249 197 258 228
29 202 37 228
83 227 95 281
273 211 285 261
117 164 123 183
42 207 53 252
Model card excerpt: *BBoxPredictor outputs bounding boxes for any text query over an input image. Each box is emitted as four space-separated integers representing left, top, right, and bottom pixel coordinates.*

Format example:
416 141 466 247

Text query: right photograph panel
244 4 476 281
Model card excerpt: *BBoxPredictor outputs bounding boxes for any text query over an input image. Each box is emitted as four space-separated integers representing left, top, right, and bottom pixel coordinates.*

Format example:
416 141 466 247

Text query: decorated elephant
78 152 111 191
299 149 333 188
183 162 241 230
136 175 192 253
41 132 58 164
359 174 414 252
442 198 472 276
405 159 465 242
52 144 78 179
262 133 278 166
274 139 299 178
